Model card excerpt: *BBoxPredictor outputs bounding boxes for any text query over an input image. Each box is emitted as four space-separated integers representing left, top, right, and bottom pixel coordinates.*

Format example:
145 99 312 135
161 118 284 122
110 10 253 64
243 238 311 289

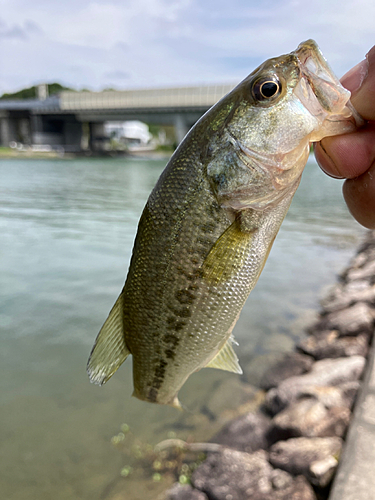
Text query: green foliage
1 86 36 100
0 83 73 100
148 123 161 136
156 144 175 152
47 83 73 95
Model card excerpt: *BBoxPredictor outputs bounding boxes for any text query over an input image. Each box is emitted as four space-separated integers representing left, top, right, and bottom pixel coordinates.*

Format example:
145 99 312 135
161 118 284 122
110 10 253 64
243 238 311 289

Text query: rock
349 251 370 270
346 259 375 282
267 398 350 441
298 381 360 410
321 294 352 314
269 468 293 490
166 484 208 500
321 283 375 313
191 449 316 500
269 436 343 488
312 303 374 336
266 356 365 414
298 331 369 359
356 231 375 254
351 286 375 307
344 280 373 294
269 474 317 499
309 456 338 487
192 449 272 500
211 411 272 453
259 352 314 391
321 282 364 311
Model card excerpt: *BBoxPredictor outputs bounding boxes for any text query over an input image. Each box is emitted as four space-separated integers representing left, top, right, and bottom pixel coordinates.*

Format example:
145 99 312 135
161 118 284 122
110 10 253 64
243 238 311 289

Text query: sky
0 0 374 94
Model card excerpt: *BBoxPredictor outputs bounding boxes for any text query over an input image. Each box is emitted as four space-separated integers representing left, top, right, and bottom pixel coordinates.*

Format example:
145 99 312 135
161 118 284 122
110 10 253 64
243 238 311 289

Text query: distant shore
0 146 173 160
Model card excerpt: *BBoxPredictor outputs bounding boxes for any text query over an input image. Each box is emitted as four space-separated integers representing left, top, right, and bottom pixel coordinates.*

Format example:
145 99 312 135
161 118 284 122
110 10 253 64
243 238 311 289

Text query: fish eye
252 77 281 101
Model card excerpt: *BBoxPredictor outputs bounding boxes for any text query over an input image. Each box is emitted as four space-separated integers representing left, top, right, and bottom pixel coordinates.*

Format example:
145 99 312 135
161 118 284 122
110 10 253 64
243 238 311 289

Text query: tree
0 83 73 100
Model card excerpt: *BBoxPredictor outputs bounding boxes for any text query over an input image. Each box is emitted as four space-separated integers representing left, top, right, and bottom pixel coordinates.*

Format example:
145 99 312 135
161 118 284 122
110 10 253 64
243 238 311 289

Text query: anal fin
206 338 242 374
87 292 130 385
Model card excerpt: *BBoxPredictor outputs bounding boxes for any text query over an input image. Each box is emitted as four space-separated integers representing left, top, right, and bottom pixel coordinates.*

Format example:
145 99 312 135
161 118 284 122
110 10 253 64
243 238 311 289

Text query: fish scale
87 40 363 407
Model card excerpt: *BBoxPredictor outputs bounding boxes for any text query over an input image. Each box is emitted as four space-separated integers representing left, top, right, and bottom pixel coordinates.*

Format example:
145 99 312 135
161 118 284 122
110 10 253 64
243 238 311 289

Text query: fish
87 40 362 408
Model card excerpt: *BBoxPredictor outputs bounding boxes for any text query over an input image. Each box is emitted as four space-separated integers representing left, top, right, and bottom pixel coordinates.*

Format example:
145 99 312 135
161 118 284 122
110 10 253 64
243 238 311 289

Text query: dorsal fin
87 292 130 385
206 338 242 374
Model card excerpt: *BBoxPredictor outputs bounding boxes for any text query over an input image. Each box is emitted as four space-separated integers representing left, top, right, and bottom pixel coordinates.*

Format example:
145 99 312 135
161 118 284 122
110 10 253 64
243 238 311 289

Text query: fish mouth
292 39 363 139
294 40 348 114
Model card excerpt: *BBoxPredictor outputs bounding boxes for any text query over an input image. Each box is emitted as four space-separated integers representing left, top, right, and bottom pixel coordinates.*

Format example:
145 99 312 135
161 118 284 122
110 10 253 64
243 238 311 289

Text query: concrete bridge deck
59 84 234 112
0 84 235 150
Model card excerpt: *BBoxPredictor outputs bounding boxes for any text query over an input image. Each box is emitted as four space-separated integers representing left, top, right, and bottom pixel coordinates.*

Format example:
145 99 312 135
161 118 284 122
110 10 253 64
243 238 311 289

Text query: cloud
0 0 374 93
104 70 130 79
0 24 27 40
24 20 43 34
0 18 43 40
103 70 131 87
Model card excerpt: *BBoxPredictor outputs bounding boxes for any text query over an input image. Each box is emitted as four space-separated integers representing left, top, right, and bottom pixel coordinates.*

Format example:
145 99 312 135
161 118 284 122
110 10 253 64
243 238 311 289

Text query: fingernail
341 58 369 93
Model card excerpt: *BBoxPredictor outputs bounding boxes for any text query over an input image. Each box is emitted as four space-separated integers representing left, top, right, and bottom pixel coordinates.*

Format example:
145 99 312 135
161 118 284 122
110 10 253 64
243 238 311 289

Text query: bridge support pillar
89 122 106 152
0 113 17 146
174 114 189 144
30 115 43 144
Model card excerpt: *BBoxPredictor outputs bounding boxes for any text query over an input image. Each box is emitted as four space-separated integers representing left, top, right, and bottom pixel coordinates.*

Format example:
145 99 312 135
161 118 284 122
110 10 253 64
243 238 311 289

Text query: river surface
0 156 365 500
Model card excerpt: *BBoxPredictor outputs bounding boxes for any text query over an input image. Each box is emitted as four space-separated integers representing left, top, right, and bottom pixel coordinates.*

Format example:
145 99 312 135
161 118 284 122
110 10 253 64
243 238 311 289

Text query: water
0 157 365 499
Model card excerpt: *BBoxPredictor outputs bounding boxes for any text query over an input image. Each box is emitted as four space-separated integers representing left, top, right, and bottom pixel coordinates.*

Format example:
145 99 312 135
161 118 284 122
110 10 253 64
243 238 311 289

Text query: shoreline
164 230 375 500
0 146 173 161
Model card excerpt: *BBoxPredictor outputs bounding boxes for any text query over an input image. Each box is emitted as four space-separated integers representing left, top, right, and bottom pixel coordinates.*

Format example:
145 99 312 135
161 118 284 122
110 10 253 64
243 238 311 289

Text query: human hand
315 46 375 229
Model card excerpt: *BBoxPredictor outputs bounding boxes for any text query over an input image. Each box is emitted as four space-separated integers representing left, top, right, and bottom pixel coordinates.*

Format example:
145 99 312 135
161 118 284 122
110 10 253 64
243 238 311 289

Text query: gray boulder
266 356 365 414
166 484 208 500
346 259 375 282
321 282 375 313
312 302 374 336
269 436 343 488
192 449 316 500
211 411 272 453
192 449 272 500
259 352 314 391
298 381 360 410
298 331 369 359
268 398 350 441
347 251 370 270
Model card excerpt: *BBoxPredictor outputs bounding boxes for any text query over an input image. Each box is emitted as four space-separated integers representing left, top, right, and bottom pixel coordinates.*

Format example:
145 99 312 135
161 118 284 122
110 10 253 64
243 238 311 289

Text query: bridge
0 84 235 152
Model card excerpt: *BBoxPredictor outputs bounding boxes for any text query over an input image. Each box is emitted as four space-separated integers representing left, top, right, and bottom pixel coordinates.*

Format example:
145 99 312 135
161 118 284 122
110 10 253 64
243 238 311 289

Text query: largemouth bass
87 40 362 407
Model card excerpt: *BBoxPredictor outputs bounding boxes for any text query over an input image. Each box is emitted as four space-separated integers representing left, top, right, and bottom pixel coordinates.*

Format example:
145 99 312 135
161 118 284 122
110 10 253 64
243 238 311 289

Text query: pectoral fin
206 338 242 374
201 217 253 286
87 292 130 385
